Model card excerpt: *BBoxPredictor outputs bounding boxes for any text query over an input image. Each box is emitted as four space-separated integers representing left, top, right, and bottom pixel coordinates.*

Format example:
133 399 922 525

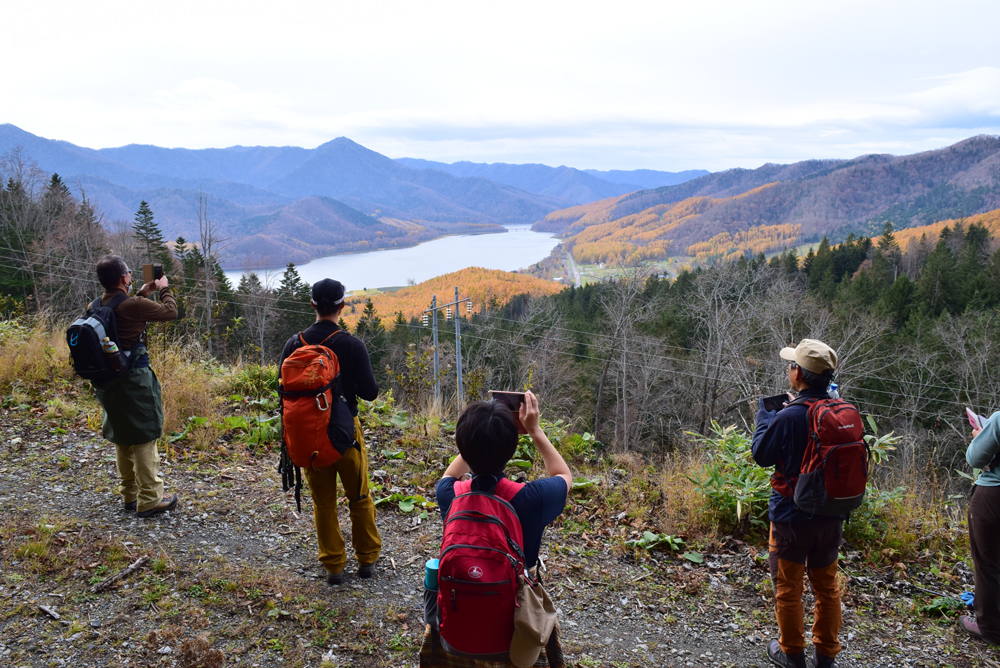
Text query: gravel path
0 414 996 667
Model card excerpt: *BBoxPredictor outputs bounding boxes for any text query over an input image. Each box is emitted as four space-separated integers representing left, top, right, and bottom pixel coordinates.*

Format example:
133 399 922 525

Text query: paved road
566 250 582 287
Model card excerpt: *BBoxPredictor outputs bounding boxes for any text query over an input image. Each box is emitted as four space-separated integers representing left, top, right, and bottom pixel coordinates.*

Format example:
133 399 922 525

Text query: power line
0 248 994 416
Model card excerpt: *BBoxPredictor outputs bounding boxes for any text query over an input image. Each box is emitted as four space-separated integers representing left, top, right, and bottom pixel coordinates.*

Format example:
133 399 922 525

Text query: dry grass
653 450 715 538
0 317 76 394
145 333 222 434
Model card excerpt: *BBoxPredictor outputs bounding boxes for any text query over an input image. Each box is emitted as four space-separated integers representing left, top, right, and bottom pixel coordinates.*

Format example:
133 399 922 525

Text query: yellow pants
303 418 382 574
115 440 164 512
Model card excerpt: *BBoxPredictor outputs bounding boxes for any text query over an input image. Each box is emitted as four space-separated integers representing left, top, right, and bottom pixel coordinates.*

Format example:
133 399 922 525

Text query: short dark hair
800 367 835 390
455 400 519 475
96 255 129 290
314 298 345 318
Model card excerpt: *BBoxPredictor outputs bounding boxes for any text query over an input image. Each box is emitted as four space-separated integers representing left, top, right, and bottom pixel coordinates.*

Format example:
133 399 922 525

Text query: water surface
225 225 559 289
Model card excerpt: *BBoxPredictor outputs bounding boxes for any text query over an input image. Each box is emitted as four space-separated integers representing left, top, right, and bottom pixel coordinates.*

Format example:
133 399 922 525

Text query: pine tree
808 237 833 292
274 263 313 344
132 201 173 271
916 239 958 316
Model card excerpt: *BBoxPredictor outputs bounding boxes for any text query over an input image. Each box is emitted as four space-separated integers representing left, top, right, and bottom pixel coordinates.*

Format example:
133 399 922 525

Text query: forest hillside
2 156 1000 666
537 136 1000 267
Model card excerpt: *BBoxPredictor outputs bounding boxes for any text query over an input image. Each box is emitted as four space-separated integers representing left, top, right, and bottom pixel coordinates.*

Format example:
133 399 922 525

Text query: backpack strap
106 293 130 311
493 477 525 503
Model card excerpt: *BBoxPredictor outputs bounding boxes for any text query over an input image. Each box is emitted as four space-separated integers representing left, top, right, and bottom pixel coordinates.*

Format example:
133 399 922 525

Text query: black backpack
66 294 131 383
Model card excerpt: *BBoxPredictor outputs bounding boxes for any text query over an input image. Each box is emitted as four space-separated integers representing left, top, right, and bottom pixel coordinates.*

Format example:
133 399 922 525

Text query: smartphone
488 390 528 434
142 263 163 283
967 407 985 430
762 393 792 413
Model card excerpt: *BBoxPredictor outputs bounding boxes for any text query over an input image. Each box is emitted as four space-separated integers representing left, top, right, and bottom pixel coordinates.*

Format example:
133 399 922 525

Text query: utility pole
454 285 464 411
431 294 440 402
424 289 472 413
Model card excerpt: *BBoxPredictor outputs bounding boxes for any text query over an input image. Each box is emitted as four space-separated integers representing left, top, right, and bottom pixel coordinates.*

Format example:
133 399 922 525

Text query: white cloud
1 1 999 170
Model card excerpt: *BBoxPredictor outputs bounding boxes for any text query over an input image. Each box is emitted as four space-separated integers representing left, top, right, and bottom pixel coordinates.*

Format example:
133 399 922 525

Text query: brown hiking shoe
137 494 179 518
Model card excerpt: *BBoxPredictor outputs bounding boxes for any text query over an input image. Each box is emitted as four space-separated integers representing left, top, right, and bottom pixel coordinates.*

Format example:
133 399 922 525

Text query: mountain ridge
537 135 1000 266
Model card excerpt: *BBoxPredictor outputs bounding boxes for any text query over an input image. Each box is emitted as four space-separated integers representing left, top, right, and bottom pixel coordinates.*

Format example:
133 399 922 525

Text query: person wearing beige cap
753 339 843 668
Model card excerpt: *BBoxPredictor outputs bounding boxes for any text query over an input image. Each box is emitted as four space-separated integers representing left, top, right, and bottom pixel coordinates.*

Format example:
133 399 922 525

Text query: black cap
311 278 345 305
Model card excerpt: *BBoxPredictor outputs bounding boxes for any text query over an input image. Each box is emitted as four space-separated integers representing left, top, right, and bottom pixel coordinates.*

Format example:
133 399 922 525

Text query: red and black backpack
774 397 870 516
437 476 528 656
277 330 359 511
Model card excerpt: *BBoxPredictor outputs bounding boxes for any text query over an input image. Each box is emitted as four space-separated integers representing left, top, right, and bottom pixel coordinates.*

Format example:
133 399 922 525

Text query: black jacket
278 321 379 416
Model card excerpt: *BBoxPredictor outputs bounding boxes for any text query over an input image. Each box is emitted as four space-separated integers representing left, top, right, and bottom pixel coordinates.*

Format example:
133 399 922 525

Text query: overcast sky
3 0 999 171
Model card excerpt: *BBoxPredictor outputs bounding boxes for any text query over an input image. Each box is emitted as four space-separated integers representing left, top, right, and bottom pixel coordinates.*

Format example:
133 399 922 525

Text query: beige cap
509 578 557 668
779 339 838 373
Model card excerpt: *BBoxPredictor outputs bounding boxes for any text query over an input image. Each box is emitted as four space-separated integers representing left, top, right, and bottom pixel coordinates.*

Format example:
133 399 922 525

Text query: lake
224 225 560 289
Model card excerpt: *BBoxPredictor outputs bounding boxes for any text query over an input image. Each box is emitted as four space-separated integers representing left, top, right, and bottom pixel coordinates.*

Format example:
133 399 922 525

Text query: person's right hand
154 275 169 290
974 428 983 439
519 391 541 434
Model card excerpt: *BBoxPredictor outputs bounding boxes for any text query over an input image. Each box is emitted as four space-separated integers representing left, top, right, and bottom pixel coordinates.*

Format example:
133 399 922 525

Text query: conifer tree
274 263 313 343
132 201 173 271
916 238 958 316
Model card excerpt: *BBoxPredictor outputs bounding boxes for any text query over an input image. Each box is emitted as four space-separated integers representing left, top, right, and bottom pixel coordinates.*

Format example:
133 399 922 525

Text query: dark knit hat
311 278 346 306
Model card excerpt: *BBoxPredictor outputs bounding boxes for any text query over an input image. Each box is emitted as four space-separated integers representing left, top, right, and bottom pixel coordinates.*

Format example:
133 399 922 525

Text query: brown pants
115 440 164 512
769 519 843 658
969 485 1000 643
302 417 382 574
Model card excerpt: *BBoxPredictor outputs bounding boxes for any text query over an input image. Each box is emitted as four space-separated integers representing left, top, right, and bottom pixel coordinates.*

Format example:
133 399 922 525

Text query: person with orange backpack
422 392 570 667
277 278 381 585
753 339 865 668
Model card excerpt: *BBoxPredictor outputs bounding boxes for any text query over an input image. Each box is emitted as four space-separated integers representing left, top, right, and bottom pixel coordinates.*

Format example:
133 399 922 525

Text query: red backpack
779 398 870 516
437 477 527 656
278 331 359 510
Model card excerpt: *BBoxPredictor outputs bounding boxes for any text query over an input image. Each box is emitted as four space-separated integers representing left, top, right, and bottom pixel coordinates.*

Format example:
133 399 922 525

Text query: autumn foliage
892 209 1000 253
686 224 801 264
561 185 777 267
341 267 564 328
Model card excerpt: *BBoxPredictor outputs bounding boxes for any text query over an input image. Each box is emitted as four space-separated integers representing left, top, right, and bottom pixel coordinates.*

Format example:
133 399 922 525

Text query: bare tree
197 191 231 356
237 267 279 366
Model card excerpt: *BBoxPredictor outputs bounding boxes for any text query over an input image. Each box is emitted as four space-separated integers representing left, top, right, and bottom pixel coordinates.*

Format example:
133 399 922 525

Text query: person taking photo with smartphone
93 255 179 518
959 407 1000 645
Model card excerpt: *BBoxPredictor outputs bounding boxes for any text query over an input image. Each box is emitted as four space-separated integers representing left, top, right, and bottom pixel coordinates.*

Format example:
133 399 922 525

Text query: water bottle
828 383 840 399
103 337 125 373
424 558 439 591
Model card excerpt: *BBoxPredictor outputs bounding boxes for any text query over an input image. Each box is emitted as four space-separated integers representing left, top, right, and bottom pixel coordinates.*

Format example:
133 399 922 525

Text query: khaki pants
303 417 382 574
115 440 164 512
769 519 843 659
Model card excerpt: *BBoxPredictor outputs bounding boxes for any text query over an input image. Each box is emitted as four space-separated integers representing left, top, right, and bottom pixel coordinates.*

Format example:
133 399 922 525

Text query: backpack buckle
315 393 330 411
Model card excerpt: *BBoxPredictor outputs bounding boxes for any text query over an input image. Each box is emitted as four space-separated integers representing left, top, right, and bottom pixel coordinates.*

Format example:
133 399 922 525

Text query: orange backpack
278 330 359 508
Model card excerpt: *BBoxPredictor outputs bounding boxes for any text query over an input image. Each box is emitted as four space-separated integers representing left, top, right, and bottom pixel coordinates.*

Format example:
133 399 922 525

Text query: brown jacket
101 287 178 350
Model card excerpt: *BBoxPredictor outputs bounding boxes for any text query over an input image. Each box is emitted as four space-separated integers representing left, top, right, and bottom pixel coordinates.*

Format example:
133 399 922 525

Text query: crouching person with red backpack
420 391 570 668
753 339 866 668
278 279 382 585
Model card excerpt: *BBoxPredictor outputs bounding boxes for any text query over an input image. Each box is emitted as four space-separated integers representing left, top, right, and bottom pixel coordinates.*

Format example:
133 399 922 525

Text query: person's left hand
973 428 982 439
138 281 156 296
519 391 541 434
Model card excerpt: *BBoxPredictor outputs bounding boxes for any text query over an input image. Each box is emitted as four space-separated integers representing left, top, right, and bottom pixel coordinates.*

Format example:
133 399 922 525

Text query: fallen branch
38 605 61 620
91 556 149 593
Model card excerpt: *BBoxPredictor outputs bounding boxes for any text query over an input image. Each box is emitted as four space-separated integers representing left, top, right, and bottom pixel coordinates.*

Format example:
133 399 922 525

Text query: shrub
685 422 772 534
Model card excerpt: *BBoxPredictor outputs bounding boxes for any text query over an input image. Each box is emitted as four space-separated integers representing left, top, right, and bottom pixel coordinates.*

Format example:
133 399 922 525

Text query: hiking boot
357 560 377 579
326 571 344 586
958 614 1000 644
123 500 137 512
813 651 836 668
137 494 178 518
959 615 983 638
766 640 806 668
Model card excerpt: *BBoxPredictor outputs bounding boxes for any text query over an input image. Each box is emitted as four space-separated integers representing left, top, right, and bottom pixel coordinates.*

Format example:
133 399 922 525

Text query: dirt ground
1 413 997 668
